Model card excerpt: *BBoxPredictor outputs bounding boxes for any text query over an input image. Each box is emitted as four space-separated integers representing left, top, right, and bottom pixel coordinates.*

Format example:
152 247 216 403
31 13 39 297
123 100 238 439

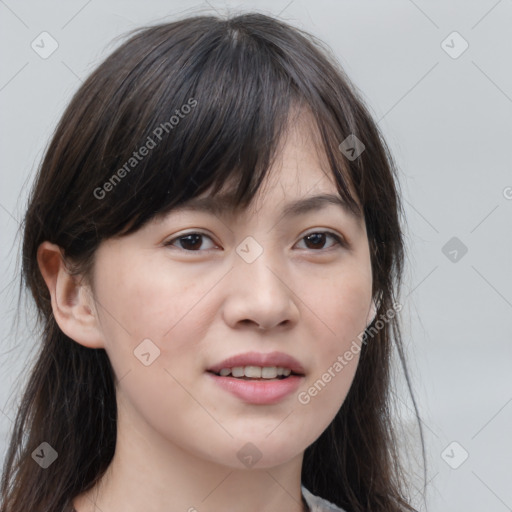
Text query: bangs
56 14 364 249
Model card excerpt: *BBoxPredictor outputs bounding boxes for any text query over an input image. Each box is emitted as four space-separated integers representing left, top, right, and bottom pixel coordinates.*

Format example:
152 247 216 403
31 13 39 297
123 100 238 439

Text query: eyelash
163 230 348 253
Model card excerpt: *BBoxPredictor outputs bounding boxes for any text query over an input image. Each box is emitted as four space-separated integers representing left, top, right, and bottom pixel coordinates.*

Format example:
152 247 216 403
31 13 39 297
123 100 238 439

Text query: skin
38 118 374 512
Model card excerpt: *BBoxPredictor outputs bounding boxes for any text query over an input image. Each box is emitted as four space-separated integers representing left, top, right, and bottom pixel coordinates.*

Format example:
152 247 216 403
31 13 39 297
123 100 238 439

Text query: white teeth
261 367 277 378
231 367 245 377
216 366 294 378
244 366 262 378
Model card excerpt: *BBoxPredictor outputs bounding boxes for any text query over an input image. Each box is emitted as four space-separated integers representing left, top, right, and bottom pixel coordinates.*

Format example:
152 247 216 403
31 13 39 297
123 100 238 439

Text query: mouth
205 352 306 405
206 366 304 381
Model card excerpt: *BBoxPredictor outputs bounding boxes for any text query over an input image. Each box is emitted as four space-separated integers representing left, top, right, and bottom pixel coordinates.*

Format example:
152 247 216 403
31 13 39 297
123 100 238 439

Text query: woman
1 12 424 512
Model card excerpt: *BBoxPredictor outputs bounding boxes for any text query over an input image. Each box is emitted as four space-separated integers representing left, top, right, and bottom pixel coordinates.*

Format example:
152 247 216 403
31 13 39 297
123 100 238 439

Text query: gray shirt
301 485 347 512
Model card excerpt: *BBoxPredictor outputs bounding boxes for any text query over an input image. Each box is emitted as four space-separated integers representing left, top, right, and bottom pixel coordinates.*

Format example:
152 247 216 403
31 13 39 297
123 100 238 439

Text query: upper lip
207 351 306 375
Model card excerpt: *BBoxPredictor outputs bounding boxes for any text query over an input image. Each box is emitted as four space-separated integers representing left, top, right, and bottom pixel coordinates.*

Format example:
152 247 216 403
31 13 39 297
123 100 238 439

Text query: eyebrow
171 193 363 220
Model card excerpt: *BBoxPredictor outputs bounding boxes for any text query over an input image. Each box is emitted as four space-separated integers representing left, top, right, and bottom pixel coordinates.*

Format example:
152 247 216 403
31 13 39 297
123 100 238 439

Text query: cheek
92 261 233 427
91 254 217 387
92 262 221 450
297 263 370 414
305 262 372 347
93 251 207 339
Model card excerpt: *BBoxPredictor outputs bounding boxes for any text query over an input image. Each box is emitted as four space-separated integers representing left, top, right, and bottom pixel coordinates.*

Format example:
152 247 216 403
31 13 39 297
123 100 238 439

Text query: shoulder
301 485 348 512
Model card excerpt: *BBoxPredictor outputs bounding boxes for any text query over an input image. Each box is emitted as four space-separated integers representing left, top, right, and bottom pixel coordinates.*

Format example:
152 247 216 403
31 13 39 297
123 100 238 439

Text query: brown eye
298 231 346 251
165 232 217 251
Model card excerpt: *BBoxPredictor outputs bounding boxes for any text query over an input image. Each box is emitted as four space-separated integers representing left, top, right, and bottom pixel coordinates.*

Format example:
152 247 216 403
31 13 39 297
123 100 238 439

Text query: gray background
1 1 511 511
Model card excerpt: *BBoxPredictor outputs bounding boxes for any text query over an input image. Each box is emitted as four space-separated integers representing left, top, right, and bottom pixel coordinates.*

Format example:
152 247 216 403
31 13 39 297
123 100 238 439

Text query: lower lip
206 372 304 405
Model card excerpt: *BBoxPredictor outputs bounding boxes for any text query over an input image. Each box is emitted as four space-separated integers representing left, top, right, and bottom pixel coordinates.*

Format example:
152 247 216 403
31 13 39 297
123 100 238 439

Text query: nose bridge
237 234 287 298
226 234 297 330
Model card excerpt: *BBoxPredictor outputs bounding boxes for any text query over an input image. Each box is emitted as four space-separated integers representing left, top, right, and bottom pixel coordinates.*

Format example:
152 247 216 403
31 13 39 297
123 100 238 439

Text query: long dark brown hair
1 12 425 512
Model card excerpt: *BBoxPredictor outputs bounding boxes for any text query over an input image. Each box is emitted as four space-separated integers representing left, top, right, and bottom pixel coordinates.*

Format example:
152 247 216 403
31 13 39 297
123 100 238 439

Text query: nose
222 250 299 332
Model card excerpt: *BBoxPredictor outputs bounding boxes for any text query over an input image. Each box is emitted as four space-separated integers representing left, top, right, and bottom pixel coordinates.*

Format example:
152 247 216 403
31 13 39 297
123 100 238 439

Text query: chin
199 437 305 470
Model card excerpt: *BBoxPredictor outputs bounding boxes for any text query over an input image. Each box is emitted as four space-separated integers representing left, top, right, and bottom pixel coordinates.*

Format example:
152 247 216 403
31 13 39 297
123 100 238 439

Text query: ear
37 241 105 349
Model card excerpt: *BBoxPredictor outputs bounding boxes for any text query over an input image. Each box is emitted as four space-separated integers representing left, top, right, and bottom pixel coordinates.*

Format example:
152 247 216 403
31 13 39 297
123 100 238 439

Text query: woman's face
88 123 373 469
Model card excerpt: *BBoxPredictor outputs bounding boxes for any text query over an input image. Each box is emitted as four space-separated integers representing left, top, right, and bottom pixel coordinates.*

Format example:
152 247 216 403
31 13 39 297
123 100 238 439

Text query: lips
206 351 306 376
206 351 306 404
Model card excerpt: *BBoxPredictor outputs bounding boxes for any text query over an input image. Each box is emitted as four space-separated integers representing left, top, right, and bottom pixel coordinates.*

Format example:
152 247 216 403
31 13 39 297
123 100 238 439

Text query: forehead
164 110 364 223
172 155 363 224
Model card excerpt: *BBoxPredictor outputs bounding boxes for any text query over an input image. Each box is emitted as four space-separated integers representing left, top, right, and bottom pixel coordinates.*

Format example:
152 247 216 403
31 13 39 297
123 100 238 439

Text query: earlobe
36 241 105 349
